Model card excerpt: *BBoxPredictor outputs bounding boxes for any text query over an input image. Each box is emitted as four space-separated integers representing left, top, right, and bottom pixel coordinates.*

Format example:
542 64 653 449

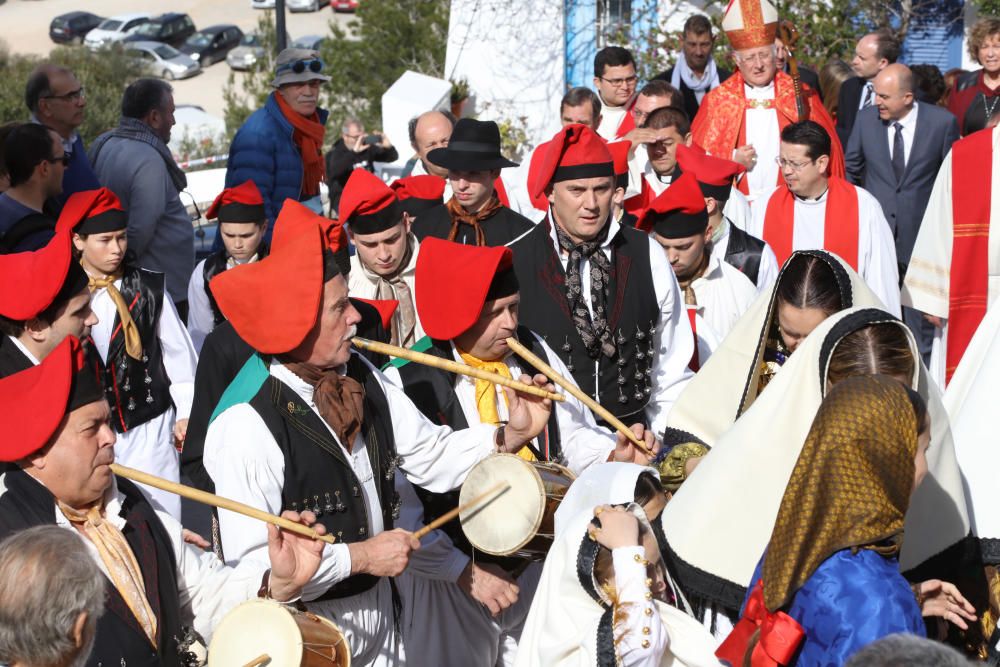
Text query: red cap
641 173 709 239
339 169 403 235
415 237 519 341
390 174 446 202
0 336 85 462
675 145 745 202
0 231 80 321
352 298 399 332
607 140 630 178
210 222 326 354
529 124 614 201
206 180 266 223
56 188 127 236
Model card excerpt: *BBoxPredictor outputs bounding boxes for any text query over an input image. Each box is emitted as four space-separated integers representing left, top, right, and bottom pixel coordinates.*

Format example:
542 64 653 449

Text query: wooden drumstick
413 483 510 540
352 337 565 402
504 337 655 457
243 655 270 667
110 464 336 545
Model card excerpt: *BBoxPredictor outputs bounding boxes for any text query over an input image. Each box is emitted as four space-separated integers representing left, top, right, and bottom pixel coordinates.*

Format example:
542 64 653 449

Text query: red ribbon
715 581 805 667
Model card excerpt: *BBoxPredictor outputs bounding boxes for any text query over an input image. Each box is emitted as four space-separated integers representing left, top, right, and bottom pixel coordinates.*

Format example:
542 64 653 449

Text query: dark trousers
174 299 188 324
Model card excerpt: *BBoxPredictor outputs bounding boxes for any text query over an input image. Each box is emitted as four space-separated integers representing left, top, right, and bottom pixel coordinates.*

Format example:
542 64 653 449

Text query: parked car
331 0 359 12
125 41 201 80
179 25 243 66
123 13 196 48
226 31 290 71
288 0 330 12
290 35 328 51
85 13 151 50
49 12 103 45
250 0 276 8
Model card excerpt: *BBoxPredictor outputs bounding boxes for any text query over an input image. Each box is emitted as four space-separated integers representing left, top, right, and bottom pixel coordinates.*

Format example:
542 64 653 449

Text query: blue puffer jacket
224 93 329 238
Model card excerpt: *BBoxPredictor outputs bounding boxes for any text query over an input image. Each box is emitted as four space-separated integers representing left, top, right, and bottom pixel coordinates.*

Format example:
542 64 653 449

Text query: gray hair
844 633 972 667
341 117 364 134
0 526 105 667
407 109 457 148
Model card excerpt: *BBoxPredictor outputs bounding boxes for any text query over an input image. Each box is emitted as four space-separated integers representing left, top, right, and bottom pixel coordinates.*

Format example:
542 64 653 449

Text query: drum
459 454 575 559
207 598 351 666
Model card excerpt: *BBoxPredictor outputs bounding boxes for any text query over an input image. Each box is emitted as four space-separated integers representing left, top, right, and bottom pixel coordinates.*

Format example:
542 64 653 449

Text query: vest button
359 526 367 536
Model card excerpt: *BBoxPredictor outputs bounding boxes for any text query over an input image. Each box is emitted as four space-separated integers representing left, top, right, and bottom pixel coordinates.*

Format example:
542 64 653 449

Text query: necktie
892 122 905 183
88 270 143 360
861 83 874 109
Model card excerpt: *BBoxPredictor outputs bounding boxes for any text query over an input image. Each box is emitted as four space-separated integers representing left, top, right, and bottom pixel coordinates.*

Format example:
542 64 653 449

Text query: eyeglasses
47 154 71 167
43 87 85 102
736 51 775 65
599 75 638 88
278 58 324 75
775 157 814 171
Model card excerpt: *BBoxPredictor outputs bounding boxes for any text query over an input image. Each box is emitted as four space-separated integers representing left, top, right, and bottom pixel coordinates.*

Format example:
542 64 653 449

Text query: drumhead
207 598 305 665
459 454 544 555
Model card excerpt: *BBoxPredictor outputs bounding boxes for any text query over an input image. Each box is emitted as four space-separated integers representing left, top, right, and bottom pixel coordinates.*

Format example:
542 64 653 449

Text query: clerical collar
744 81 775 98
793 187 829 203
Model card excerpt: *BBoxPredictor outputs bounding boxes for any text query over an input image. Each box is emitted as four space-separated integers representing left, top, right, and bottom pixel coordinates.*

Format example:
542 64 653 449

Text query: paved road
0 0 352 117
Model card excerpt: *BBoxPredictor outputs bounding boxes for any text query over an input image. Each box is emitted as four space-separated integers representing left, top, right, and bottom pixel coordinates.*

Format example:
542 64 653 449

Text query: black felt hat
427 118 519 172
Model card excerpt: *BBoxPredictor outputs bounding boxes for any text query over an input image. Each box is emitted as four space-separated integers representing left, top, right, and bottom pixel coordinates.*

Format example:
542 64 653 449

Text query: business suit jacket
844 102 959 267
836 76 867 147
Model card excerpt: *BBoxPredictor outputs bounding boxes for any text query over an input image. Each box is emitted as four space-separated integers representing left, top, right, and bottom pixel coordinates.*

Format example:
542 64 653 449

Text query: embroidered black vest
201 244 269 327
723 223 766 286
99 266 173 433
510 221 659 422
0 470 183 667
246 353 399 600
394 328 562 570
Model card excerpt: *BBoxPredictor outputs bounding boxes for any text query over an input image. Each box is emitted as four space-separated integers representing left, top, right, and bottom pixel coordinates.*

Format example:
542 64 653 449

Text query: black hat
427 119 519 172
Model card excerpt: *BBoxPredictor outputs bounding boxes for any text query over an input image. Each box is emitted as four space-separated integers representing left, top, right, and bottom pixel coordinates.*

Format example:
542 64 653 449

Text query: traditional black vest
394 329 562 569
411 203 535 247
201 244 269 327
0 470 184 667
510 221 659 422
245 353 399 600
0 335 32 378
99 266 173 433
723 222 766 286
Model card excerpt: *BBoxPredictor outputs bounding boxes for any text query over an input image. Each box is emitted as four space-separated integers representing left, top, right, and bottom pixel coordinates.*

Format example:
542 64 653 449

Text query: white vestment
741 83 781 202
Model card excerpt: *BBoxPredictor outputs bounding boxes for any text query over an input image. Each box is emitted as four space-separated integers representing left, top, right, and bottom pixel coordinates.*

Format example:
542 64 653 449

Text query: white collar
53 477 128 532
744 81 775 99
890 102 919 130
793 186 829 205
547 214 620 256
8 335 40 365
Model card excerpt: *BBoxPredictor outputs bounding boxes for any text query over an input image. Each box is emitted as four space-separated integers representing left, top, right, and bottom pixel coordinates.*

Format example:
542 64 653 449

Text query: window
596 0 631 47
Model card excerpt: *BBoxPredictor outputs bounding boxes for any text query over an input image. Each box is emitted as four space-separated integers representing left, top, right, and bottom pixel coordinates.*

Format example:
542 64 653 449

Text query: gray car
226 31 290 71
125 41 201 80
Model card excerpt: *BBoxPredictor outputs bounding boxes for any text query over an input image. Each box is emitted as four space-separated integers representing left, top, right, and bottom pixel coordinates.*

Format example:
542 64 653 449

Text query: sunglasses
279 58 324 75
47 154 71 167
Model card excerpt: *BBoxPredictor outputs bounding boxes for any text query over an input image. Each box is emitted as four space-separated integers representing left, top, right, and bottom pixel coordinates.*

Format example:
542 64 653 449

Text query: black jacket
325 139 399 213
412 203 534 247
652 65 733 120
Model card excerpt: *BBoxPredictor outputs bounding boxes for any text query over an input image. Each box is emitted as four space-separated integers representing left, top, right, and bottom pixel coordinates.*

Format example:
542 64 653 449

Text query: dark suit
789 65 822 102
836 77 868 148
652 65 732 122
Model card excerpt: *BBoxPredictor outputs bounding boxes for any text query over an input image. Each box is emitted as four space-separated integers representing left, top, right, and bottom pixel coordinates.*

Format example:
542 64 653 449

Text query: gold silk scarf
59 502 158 646
762 375 918 612
87 269 143 360
457 349 537 462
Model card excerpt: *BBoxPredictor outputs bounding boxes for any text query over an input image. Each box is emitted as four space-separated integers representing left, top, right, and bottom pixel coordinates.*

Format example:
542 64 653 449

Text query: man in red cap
202 206 555 666
675 145 779 290
341 169 424 348
641 173 757 368
382 237 656 665
0 335 328 666
59 187 198 520
411 118 534 247
186 180 268 353
511 123 694 438
0 230 95 376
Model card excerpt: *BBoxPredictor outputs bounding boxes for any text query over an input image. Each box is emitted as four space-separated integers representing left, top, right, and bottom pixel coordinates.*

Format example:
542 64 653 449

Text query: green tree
0 41 145 143
222 12 281 136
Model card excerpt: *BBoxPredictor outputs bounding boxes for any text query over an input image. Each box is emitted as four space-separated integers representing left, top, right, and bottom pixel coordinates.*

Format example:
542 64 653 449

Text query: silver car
226 31 290 71
84 13 150 50
126 41 201 80
287 0 330 12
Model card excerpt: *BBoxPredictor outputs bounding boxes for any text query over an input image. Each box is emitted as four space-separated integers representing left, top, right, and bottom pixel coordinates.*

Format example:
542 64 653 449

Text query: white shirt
409 160 453 201
687 254 759 344
186 254 260 354
346 234 426 345
887 102 919 166
7 335 40 364
204 354 496 600
749 184 902 315
546 217 694 436
710 217 781 293
742 83 781 202
597 94 633 141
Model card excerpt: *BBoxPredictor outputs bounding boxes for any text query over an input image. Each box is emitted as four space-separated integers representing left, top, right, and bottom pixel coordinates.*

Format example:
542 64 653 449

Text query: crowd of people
1 0 1000 664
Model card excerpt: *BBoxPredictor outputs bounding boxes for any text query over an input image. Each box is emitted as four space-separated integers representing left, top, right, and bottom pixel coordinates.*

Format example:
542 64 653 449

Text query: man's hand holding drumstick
264 510 329 602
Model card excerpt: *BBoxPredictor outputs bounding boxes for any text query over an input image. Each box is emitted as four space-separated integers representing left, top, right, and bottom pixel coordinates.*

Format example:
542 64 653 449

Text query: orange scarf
445 194 504 246
762 177 860 270
274 92 327 197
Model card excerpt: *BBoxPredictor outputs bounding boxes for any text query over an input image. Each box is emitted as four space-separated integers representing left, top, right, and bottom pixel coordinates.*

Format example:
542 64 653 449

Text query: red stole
687 307 701 371
762 177 860 270
946 128 994 384
716 581 805 667
615 99 637 139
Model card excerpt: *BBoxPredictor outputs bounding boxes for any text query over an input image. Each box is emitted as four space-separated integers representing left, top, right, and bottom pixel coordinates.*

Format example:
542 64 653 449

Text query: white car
287 0 330 12
250 0 276 8
84 13 150 50
125 41 201 80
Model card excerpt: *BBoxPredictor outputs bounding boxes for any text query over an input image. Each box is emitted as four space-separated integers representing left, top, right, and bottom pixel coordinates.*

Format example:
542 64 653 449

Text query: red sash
687 307 701 371
615 103 636 139
716 581 805 667
946 128 994 384
761 177 860 270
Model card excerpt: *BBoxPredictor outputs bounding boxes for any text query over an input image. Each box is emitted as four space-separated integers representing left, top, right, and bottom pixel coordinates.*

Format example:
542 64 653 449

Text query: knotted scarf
283 361 364 451
457 349 537 462
555 222 616 358
59 501 158 647
274 92 327 198
445 194 504 246
87 269 142 360
361 239 417 347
